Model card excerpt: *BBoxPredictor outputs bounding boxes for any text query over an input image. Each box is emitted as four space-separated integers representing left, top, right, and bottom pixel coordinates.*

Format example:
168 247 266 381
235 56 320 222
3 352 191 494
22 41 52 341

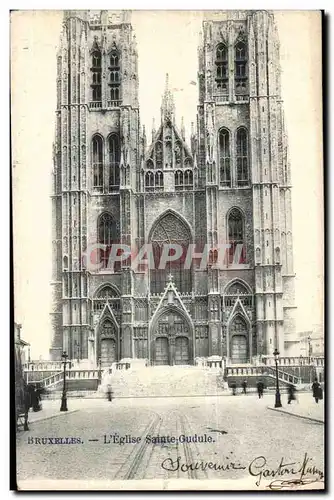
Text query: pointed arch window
228 208 246 264
108 134 120 192
215 43 228 93
108 51 121 106
219 129 231 187
92 135 103 191
234 41 247 95
184 170 193 190
175 170 193 191
145 171 163 192
155 171 164 191
97 213 120 270
236 128 249 186
93 285 121 313
91 50 102 103
150 213 192 294
175 170 183 190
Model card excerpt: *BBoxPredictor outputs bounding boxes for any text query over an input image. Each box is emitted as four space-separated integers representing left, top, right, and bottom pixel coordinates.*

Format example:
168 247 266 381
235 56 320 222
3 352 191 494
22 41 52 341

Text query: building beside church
50 10 297 367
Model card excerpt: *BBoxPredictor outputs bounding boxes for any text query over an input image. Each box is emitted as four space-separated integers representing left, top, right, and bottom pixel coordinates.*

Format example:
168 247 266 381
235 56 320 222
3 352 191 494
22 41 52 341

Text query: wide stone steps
98 366 225 398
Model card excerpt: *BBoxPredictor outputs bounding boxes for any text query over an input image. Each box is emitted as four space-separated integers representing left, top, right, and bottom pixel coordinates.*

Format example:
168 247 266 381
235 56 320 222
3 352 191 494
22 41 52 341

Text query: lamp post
308 336 313 383
308 336 312 365
273 348 282 408
60 351 68 412
98 357 102 385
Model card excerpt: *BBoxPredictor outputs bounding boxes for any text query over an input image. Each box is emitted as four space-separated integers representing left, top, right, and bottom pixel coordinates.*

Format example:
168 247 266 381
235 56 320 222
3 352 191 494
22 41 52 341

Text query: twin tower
50 10 297 367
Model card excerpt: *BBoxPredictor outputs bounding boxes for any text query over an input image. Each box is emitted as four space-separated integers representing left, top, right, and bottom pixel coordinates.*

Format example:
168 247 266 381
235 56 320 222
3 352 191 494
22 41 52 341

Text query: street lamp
273 348 282 408
60 351 68 412
308 336 312 365
98 357 102 385
308 336 314 383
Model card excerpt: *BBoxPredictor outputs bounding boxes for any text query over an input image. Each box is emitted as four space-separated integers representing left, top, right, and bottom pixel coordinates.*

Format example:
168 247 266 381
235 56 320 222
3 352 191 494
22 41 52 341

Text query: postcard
12 9 324 491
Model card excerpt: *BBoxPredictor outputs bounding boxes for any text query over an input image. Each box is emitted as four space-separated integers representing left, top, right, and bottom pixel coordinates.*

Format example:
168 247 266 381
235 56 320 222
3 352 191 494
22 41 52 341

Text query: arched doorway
99 319 118 367
151 309 192 365
229 316 249 364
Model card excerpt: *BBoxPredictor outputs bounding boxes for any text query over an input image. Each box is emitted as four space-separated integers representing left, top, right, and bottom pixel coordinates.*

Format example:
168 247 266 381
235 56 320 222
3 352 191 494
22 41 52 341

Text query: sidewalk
26 397 112 425
268 392 324 423
27 399 81 425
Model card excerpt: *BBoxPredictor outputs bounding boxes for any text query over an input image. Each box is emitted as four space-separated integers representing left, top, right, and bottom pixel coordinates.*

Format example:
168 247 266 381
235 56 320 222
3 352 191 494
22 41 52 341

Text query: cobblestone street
16 393 324 490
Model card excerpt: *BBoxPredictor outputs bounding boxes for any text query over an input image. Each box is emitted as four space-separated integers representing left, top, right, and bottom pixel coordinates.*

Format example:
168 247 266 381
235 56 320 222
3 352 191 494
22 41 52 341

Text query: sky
11 10 323 359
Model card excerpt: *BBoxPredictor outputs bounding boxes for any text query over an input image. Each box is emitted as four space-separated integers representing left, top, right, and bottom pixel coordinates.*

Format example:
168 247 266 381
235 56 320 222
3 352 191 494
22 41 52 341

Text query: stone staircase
225 365 301 388
99 366 225 398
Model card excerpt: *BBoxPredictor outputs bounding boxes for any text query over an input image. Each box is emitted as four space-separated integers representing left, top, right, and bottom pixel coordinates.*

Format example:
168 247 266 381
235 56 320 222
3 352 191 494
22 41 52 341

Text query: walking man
242 379 247 395
231 382 237 396
312 378 322 404
257 380 264 399
106 384 113 402
287 384 297 404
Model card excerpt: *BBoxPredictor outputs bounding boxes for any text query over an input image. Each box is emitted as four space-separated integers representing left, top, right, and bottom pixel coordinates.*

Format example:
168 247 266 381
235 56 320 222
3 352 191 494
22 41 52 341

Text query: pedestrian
257 380 264 399
312 378 322 404
231 382 237 396
106 384 113 402
287 384 297 404
242 379 247 395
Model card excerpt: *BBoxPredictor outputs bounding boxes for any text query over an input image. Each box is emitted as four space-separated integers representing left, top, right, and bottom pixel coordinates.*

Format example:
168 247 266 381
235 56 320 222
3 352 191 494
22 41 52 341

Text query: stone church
50 10 297 367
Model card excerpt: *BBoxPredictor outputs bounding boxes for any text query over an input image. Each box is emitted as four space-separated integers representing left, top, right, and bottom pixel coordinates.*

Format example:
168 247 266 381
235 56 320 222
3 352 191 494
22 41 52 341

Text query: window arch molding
224 278 252 296
147 209 193 244
91 133 105 149
90 49 102 103
148 210 193 295
234 41 247 61
108 50 120 67
92 134 104 190
234 40 248 96
226 206 246 264
107 133 120 191
97 212 120 269
218 127 231 187
215 43 229 94
216 42 228 61
93 282 121 299
235 127 249 186
108 50 121 104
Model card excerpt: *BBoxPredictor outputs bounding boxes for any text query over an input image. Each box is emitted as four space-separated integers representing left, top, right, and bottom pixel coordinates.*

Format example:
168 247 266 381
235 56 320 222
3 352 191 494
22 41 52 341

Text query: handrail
225 365 300 385
30 369 101 388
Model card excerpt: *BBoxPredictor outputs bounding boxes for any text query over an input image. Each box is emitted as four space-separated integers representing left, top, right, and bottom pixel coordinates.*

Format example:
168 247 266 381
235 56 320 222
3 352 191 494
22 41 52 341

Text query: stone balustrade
261 356 324 367
225 365 300 385
41 369 100 388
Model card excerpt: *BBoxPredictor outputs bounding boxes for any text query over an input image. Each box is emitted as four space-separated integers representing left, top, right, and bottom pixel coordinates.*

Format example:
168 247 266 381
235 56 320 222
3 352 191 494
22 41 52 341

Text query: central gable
145 120 193 170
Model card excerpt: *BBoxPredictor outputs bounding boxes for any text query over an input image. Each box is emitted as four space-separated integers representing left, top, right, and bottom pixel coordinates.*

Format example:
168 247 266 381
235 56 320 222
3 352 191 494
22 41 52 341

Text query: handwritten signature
248 453 324 488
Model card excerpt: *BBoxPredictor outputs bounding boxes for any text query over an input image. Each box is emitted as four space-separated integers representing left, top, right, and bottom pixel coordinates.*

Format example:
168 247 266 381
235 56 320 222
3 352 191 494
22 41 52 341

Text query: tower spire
181 117 185 140
152 117 156 141
161 73 175 124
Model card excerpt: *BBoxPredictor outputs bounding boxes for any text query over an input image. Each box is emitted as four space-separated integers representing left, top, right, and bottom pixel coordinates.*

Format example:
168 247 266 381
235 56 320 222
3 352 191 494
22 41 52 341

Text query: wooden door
231 335 248 364
100 338 116 367
155 337 169 365
175 336 189 365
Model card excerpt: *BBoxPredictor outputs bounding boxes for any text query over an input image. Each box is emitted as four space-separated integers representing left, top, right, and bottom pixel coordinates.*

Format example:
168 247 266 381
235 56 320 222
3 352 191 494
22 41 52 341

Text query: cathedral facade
50 10 297 367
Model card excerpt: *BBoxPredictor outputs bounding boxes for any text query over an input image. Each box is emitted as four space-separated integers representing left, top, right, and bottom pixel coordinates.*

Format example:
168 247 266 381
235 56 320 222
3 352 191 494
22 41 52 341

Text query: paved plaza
16 392 324 490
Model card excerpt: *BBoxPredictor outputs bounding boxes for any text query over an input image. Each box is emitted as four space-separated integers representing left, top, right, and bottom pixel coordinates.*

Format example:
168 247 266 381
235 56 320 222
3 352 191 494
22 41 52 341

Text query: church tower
197 10 296 360
50 10 139 361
